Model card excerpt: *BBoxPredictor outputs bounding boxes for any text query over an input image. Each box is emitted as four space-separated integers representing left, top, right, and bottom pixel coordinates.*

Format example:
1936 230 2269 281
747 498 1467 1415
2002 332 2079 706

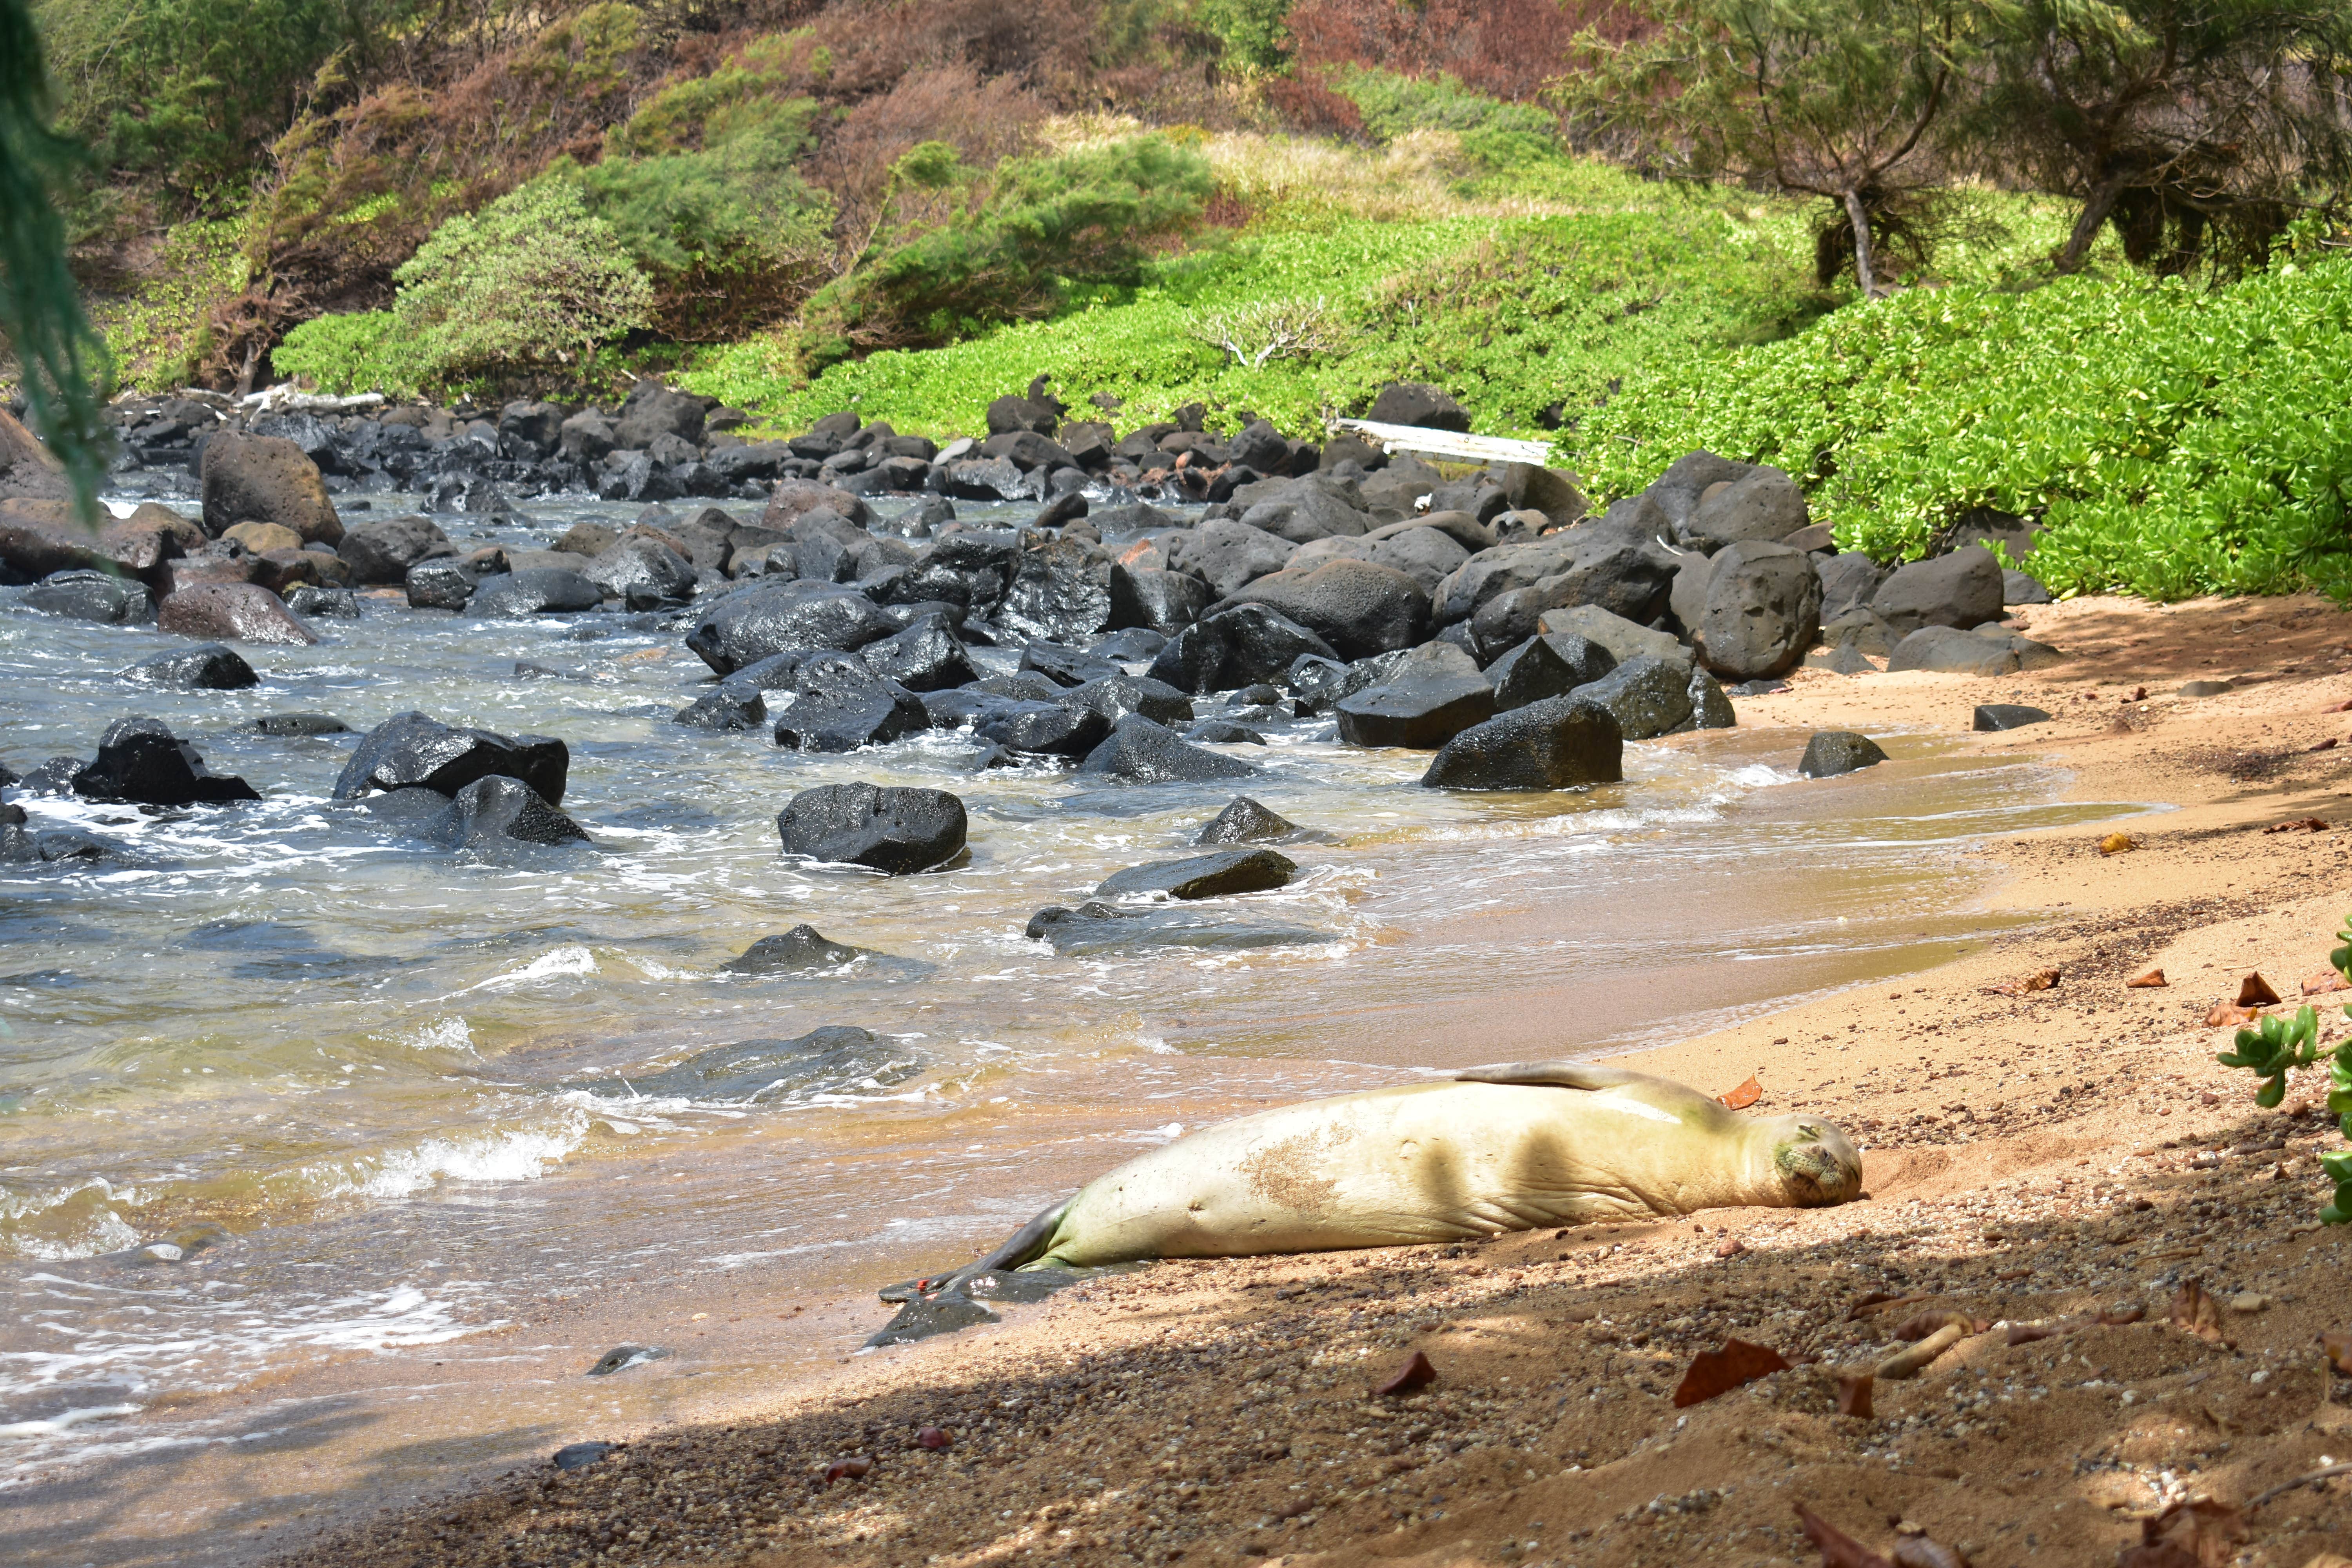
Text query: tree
1560 0 1984 297
1969 0 2352 275
3 0 105 513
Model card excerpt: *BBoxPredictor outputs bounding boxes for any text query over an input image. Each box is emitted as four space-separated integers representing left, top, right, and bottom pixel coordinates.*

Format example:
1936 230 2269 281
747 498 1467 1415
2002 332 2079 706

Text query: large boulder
1236 481 1372 545
71 717 260 805
1365 526 1472 593
1815 550 1887 618
1107 563 1208 635
1886 624 2065 676
337 514 454 585
1568 654 1693 740
1366 383 1470 432
673 687 766 731
685 580 897 675
1683 466 1808 555
760 478 870 532
1094 848 1296 900
1692 539 1822 681
200 430 341 545
0 407 68 501
1642 450 1752 531
583 537 695 607
969 697 1109 759
859 617 978 692
334 712 569 803
1 499 190 584
1212 559 1430 661
1435 516 1679 643
1147 604 1337 695
777 782 967 873
406 559 477 610
997 538 1112 644
1871 548 2003 637
613 384 707 450
430 776 592 849
1335 642 1495 749
25 568 155 625
772 654 929 752
1178 517 1298 599
122 643 258 690
470 568 604 617
1486 631 1615 711
1501 463 1585 524
157 583 319 645
1421 697 1623 791
1078 715 1259 783
1060 673 1194 728
1536 604 1689 670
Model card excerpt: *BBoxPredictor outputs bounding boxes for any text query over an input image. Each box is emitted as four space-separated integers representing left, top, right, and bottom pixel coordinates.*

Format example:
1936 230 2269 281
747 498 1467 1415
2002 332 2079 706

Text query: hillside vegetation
13 0 2352 598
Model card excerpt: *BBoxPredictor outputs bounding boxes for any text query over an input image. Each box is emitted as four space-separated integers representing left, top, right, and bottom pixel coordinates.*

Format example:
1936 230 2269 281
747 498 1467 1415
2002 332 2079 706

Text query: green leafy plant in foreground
2216 916 2352 1225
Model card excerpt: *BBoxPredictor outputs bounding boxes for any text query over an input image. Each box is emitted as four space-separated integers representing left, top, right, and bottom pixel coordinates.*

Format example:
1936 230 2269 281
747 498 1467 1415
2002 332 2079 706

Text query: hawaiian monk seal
931 1062 1860 1290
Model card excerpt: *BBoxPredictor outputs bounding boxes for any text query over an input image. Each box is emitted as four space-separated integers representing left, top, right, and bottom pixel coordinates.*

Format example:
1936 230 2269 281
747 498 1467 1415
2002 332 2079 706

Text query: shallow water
0 488 2131 1484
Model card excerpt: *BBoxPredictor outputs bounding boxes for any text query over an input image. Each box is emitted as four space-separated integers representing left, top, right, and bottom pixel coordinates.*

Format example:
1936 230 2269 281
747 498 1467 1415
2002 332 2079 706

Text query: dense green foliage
1571 230 2352 599
794 134 1212 371
279 178 652 392
1325 65 1557 142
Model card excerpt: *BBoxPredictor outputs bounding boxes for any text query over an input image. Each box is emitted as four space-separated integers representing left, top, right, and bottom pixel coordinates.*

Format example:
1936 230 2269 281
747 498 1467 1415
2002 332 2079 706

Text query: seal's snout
1773 1119 1862 1207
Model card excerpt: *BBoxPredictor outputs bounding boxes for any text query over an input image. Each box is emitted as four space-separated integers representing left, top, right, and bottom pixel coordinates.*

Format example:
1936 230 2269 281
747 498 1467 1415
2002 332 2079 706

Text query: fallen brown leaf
2263 817 2330 833
2171 1280 2232 1347
1374 1350 1437 1397
2321 1329 2352 1377
2309 738 2339 753
2118 1498 2245 1568
2100 831 2140 855
2327 699 2352 714
2205 1003 2259 1028
1892 1538 1972 1568
1795 1503 1894 1568
2099 1305 2148 1327
2303 970 2350 995
1672 1337 1790 1407
1834 1373 1875 1418
2128 967 2169 988
1987 967 2062 997
2238 972 2283 1005
822 1456 872 1484
1846 1291 1928 1321
1717 1074 1764 1110
1995 1266 2034 1281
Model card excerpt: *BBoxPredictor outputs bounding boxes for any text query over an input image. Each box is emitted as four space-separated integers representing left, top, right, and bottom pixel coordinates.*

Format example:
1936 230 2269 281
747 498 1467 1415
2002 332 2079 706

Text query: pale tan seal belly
1023 1063 1862 1269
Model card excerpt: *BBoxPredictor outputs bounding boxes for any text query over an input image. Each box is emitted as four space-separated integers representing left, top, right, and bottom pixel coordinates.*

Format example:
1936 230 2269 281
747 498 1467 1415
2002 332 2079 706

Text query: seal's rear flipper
884 1196 1072 1304
1455 1061 1652 1091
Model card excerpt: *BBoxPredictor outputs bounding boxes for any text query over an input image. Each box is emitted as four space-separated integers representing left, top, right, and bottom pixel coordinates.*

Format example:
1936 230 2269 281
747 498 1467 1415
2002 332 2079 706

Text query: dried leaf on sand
1717 1074 1763 1109
1671 1338 1789 1407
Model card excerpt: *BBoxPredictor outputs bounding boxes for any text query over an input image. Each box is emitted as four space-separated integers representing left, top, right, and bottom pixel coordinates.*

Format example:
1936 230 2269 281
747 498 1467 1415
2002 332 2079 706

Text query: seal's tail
898 1196 1072 1301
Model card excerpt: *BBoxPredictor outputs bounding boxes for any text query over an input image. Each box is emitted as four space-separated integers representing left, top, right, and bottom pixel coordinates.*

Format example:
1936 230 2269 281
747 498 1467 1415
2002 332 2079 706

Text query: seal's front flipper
1455 1061 1651 1092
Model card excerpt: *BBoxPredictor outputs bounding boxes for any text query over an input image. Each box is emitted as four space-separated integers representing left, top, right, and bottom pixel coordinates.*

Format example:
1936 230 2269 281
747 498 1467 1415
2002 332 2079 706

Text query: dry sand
225 596 2352 1567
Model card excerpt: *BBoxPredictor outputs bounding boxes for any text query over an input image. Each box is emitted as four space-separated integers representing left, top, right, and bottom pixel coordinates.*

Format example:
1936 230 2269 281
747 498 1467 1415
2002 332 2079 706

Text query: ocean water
0 489 2127 1486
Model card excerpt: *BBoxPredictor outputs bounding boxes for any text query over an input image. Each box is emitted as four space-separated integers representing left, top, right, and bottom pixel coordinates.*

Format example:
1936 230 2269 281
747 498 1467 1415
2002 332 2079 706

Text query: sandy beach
29 592 2352 1568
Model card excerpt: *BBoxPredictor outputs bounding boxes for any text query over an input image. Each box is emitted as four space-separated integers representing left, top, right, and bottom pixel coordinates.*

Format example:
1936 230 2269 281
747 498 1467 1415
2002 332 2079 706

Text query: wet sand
18 592 2352 1568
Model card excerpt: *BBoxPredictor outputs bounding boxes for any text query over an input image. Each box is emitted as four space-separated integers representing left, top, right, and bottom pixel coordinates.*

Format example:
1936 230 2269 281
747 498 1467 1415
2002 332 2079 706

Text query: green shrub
794 134 1212 371
1570 232 2352 600
274 309 419 397
388 179 652 385
1325 66 1559 143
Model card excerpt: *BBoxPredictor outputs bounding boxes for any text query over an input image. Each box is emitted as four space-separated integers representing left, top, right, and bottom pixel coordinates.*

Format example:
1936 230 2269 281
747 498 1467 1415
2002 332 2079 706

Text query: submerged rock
585 1345 669 1377
589 1024 912 1106
673 687 766 731
1094 847 1297 901
1025 901 1334 955
1799 731 1889 778
432 775 592 849
721 925 909 976
1079 715 1259 783
121 643 258 690
25 569 154 625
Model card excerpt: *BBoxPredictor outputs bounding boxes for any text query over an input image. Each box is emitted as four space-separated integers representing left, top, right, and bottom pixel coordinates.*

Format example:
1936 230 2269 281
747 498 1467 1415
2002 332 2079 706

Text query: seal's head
1764 1114 1863 1207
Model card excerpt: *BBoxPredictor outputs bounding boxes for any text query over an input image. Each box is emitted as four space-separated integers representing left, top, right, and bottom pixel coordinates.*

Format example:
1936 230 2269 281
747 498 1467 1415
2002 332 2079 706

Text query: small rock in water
1197 796 1303 845
431 775 592 850
1799 731 1889 778
120 643 259 690
334 712 570 803
246 712 349 736
585 1345 669 1377
1973 703 2051 732
777 782 967 874
1094 848 1296 901
673 687 766 731
865 1292 999 1348
721 925 885 975
1078 715 1259 784
1025 901 1332 955
72 718 261 806
552 1442 615 1472
284 584 359 618
1187 719 1266 745
1421 697 1623 791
